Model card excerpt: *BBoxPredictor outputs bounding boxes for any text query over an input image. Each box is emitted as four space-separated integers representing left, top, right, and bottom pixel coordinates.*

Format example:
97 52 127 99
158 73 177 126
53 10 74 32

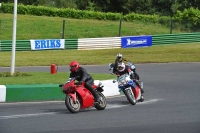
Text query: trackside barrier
1 33 200 51
0 39 79 51
0 80 120 102
0 85 6 102
78 37 121 50
152 32 200 45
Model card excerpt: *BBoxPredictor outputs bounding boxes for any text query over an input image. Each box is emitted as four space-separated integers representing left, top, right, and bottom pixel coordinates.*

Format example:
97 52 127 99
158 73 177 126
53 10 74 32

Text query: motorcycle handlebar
59 84 64 87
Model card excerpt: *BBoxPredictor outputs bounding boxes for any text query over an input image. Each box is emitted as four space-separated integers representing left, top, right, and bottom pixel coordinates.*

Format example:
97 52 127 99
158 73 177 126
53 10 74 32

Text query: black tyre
94 92 106 110
124 88 136 105
138 94 144 102
65 95 81 113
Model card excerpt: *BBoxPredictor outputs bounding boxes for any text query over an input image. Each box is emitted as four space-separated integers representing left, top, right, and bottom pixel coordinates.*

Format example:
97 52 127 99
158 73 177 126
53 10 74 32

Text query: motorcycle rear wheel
65 95 81 113
94 92 106 110
124 88 136 105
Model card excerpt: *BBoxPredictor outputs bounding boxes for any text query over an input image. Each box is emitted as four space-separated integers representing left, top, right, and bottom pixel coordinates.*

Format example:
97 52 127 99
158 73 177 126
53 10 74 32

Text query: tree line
1 0 200 16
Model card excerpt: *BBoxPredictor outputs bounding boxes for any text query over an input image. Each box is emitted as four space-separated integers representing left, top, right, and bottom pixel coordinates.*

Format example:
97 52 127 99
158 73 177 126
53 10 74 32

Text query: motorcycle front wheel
94 92 106 110
65 95 81 113
124 88 136 105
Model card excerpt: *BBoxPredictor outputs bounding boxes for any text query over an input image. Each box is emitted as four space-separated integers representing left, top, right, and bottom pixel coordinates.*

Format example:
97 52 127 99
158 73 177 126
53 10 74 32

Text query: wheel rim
98 93 106 107
128 90 136 103
131 94 136 103
68 97 80 110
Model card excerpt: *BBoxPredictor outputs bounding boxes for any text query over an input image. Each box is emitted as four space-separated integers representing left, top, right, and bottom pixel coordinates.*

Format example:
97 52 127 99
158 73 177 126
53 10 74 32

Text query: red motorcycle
59 77 106 113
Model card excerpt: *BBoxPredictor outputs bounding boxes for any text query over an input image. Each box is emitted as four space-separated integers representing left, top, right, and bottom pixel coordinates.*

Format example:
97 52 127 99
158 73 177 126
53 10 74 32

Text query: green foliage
174 7 200 31
1 3 121 20
1 2 200 30
0 71 31 77
123 13 160 23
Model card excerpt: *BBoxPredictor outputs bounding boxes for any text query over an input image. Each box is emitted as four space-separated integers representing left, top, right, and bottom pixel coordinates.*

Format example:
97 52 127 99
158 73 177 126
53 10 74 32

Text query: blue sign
121 36 152 48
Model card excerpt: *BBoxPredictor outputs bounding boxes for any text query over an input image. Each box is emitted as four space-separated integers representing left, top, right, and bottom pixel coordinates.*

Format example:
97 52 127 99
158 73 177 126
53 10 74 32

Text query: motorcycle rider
113 53 128 74
69 61 101 102
113 53 140 80
116 62 144 94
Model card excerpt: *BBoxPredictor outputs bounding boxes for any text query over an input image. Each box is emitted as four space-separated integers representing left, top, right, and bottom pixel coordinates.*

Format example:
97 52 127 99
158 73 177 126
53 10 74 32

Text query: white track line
0 112 56 120
0 95 124 106
0 99 160 120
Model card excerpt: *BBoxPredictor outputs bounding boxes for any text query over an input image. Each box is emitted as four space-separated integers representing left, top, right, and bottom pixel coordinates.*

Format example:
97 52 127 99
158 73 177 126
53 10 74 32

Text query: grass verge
0 44 200 67
0 72 116 85
0 13 181 40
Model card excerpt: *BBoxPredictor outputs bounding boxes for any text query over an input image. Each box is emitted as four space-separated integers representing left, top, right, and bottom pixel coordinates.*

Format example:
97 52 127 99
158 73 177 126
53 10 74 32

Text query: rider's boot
88 86 101 102
135 79 144 93
92 91 101 103
141 88 144 93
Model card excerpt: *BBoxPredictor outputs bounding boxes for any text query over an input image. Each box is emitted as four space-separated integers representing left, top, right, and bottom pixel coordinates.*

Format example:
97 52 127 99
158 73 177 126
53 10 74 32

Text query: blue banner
121 36 152 48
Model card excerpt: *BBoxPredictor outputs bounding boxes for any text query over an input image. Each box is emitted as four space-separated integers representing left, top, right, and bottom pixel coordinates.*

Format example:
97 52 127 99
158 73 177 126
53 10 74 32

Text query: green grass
0 13 182 40
0 44 200 67
0 13 199 85
0 72 116 85
1 43 200 85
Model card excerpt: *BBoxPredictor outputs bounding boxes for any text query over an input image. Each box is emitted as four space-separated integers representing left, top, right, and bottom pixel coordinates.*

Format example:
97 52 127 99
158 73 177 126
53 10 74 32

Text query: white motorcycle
113 73 144 105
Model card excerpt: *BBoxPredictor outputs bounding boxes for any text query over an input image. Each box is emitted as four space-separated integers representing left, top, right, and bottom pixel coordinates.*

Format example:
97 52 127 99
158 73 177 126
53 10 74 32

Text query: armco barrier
152 32 200 45
0 39 78 51
1 32 200 52
78 37 121 50
1 80 120 102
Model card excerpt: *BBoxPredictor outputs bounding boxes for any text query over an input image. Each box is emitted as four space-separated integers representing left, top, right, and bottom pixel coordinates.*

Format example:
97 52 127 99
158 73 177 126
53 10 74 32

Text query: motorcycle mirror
59 84 64 87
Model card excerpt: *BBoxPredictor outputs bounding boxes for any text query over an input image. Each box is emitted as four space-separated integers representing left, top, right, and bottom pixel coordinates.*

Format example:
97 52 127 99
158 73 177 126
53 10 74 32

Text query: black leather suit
69 67 100 101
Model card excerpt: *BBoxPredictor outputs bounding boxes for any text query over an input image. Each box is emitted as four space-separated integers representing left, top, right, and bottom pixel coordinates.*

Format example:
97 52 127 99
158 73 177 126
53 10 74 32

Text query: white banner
30 39 65 50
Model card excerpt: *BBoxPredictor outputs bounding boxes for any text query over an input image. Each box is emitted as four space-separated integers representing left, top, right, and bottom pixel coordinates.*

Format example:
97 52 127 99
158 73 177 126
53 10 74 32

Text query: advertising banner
121 36 152 48
30 39 65 50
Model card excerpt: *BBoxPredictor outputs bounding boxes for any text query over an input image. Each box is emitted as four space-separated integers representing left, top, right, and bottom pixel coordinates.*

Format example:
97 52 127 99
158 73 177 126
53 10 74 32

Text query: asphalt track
0 63 200 133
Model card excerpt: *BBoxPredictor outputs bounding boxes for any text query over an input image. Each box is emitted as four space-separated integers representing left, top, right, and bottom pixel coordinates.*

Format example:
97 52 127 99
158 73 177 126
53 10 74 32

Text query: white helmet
116 53 122 59
118 62 125 72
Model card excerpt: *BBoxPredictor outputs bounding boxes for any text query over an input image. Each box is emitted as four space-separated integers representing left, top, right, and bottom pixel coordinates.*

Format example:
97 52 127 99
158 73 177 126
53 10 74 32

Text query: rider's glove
76 81 83 85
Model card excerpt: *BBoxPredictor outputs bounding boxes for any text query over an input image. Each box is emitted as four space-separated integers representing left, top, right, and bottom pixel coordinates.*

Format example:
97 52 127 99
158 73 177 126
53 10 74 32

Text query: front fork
67 92 77 103
124 87 134 96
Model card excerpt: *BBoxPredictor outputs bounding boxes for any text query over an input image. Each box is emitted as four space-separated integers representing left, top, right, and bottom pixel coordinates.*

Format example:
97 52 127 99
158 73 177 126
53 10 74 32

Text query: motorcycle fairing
75 87 94 108
118 80 136 90
67 92 77 102
128 80 141 100
128 80 137 88
132 86 141 100
119 79 141 100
